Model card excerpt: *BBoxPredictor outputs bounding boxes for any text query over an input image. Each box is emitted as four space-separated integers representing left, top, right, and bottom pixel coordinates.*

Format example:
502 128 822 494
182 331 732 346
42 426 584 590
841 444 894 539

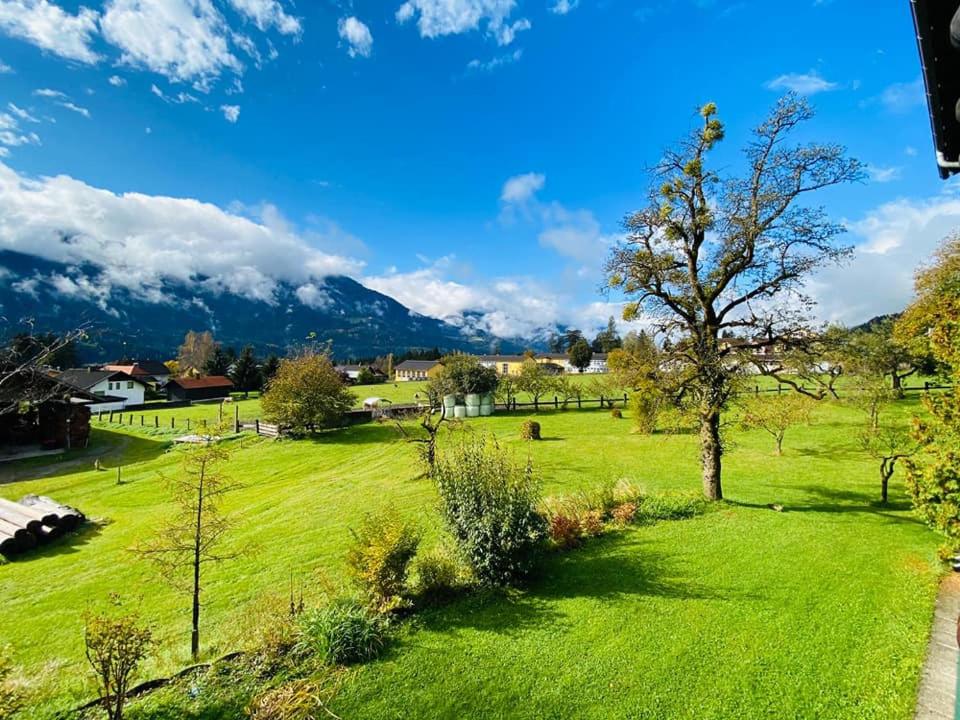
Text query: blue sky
0 0 956 338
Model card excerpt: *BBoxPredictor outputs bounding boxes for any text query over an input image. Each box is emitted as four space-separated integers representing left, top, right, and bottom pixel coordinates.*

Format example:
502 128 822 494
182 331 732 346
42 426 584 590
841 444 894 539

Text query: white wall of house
89 377 145 411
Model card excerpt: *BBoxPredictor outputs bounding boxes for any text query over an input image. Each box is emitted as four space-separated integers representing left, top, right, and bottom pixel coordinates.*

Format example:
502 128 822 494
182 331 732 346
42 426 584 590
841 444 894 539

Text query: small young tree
83 596 154 720
567 338 593 374
261 353 357 434
134 435 238 660
229 346 262 396
739 395 813 456
516 359 555 408
859 423 918 504
394 371 460 475
604 96 862 499
346 510 421 612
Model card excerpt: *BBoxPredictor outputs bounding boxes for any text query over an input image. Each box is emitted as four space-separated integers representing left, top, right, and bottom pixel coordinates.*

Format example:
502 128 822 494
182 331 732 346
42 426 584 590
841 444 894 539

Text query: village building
57 369 149 411
166 376 234 402
102 360 172 388
394 360 441 382
0 371 98 452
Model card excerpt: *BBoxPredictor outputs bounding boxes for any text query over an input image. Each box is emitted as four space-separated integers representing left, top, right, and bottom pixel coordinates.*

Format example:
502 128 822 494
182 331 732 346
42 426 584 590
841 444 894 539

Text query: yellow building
394 360 442 382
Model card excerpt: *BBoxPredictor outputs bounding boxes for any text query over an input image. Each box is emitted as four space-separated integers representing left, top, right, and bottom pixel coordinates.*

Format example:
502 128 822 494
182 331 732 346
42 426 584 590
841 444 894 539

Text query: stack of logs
0 495 85 557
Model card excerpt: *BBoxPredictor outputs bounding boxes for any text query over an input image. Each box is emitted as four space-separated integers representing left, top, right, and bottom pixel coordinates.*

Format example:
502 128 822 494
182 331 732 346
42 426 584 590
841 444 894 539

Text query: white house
57 369 148 411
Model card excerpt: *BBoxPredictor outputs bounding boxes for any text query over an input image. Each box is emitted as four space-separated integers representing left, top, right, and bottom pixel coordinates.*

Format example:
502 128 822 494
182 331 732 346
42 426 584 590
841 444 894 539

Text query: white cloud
58 101 90 118
866 164 901 183
765 70 838 95
0 161 365 306
549 0 578 14
225 0 300 35
101 0 242 88
467 48 521 72
294 282 332 309
538 204 618 265
220 103 240 122
108 74 126 86
0 0 100 64
7 103 39 123
338 16 372 58
0 59 12 73
500 171 545 203
150 83 199 103
33 87 66 98
808 188 960 325
396 0 529 46
879 77 925 113
0 111 41 151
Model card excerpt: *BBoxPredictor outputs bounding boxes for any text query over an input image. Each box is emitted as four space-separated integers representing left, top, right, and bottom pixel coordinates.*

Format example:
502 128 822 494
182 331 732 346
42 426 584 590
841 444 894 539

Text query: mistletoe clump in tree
605 96 862 500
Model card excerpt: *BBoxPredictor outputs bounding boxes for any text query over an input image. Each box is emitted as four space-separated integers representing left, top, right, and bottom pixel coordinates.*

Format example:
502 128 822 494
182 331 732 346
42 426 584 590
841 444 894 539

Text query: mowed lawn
0 398 943 719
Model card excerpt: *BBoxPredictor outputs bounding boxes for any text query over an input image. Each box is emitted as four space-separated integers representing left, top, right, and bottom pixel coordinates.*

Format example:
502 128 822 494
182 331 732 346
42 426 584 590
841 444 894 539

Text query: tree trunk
880 459 894 504
699 409 723 500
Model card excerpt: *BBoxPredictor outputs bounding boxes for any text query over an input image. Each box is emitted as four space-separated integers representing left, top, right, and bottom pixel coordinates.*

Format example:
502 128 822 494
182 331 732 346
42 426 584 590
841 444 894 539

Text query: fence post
171 417 175 429
777 385 782 395
577 396 582 409
109 410 114 423
255 419 260 435
623 392 628 406
202 419 207 429
187 418 191 431
154 416 158 428
755 385 759 396
554 395 559 409
219 403 223 422
925 381 930 391
129 414 133 425
116 466 121 485
98 410 103 422
235 404 240 433
140 415 144 426
600 395 604 409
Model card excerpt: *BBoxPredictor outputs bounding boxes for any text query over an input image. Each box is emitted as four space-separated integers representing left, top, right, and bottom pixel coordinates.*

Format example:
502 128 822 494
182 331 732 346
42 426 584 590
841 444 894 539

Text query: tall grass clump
433 436 547 586
346 510 421 613
297 600 387 666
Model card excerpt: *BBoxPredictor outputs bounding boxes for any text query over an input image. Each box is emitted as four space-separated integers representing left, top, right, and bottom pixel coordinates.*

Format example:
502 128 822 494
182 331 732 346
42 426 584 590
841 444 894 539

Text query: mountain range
0 250 522 362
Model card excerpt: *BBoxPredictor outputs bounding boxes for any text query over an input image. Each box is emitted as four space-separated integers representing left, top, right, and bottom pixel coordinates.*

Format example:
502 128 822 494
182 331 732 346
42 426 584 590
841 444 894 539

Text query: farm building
395 360 441 382
478 353 609 375
0 371 97 452
166 376 234 401
102 360 172 388
57 369 148 411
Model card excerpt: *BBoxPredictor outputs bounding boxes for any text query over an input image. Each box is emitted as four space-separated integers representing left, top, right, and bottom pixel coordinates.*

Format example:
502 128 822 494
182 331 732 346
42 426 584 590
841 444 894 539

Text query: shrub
629 390 661 434
434 436 547 586
412 544 468 600
297 600 387 665
548 512 583 549
247 676 343 720
610 408 622 419
611 478 645 506
346 511 421 613
611 502 638 526
83 595 154 720
581 509 605 537
0 646 25 720
519 420 541 440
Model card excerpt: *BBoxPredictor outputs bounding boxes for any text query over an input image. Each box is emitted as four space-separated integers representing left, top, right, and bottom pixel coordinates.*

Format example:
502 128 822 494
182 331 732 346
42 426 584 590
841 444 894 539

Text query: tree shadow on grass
727 484 924 526
417 535 751 640
297 422 405 447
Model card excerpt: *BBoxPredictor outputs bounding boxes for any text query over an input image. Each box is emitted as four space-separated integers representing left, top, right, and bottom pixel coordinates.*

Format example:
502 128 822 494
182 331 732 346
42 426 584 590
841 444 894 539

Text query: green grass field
0 396 944 719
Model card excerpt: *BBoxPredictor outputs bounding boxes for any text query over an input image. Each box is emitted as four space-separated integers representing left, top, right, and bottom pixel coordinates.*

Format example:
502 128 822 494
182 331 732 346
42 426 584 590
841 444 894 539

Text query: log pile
0 496 85 557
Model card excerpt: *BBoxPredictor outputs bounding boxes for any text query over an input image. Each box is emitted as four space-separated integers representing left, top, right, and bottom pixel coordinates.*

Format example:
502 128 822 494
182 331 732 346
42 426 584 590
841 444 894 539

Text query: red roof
169 376 234 389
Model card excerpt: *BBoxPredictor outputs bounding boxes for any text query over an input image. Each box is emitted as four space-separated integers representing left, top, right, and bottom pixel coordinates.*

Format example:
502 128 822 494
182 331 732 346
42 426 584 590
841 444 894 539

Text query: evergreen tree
229 346 261 394
203 346 230 376
261 354 281 384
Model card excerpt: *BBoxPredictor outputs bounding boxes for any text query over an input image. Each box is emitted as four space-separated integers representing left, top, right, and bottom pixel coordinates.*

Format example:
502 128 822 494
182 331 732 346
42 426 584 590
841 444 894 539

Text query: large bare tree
605 96 862 500
0 324 89 415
